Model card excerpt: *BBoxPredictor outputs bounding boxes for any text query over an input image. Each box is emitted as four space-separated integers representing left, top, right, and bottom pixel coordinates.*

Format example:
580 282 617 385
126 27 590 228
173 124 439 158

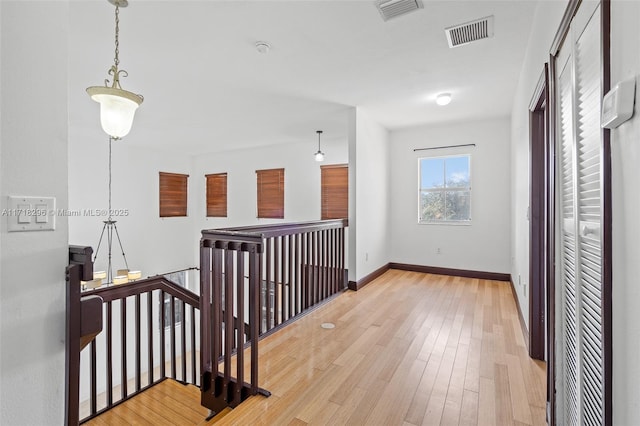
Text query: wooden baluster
181 300 187 382
160 291 166 380
65 266 81 426
249 249 260 393
224 248 234 400
340 227 345 288
200 242 212 391
274 236 280 326
311 231 317 306
331 228 335 294
212 247 223 375
282 235 288 321
171 295 177 380
147 292 154 386
191 306 197 385
235 250 245 406
90 340 97 415
121 297 128 400
295 233 301 315
318 230 323 301
106 301 113 406
135 294 141 392
305 232 311 309
323 229 328 300
266 238 273 331
288 234 294 320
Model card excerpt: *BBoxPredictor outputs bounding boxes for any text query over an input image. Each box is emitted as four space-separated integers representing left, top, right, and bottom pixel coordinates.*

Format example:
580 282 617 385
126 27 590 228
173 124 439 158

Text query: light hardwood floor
87 270 547 426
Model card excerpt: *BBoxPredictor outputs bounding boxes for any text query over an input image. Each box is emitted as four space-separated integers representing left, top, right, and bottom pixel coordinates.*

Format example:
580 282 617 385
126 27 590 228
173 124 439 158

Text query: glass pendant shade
87 86 143 138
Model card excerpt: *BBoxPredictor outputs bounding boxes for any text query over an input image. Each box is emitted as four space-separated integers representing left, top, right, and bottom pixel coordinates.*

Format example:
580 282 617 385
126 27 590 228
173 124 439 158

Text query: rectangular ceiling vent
445 15 494 48
377 0 423 22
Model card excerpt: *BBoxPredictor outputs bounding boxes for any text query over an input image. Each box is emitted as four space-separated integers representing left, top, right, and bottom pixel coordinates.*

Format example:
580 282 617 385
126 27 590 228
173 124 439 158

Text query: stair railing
65 254 201 425
199 219 348 415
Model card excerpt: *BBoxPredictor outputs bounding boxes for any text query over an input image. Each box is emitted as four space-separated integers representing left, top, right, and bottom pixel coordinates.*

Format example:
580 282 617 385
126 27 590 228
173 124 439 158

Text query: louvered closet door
558 49 579 425
556 3 605 425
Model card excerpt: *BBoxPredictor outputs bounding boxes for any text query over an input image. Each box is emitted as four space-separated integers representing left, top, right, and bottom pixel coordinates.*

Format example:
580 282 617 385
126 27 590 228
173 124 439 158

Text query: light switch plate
6 196 56 232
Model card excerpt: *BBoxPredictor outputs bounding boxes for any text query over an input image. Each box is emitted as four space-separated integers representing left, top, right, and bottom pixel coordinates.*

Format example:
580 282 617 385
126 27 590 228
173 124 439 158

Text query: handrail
148 266 199 280
82 277 199 307
203 218 347 239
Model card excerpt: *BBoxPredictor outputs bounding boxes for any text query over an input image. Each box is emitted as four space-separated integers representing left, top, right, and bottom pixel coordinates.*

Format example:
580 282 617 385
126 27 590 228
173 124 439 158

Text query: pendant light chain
114 5 120 68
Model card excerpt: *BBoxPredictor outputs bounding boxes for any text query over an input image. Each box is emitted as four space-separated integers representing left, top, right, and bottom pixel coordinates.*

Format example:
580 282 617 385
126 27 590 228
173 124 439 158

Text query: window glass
419 155 471 223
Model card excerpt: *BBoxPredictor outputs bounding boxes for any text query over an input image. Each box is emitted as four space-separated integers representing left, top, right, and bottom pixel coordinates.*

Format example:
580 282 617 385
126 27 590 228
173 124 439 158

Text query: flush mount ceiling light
436 93 452 106
314 130 325 162
87 0 144 139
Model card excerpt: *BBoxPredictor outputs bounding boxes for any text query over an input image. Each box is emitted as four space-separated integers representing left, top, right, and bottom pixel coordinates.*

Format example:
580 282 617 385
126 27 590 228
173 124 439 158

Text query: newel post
65 264 82 426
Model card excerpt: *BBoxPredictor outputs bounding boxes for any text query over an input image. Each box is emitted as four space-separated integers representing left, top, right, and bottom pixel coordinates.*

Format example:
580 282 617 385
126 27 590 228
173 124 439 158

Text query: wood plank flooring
86 270 547 425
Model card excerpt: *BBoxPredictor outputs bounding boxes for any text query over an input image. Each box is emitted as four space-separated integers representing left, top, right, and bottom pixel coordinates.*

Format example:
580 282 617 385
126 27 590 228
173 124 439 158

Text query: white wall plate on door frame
602 77 636 129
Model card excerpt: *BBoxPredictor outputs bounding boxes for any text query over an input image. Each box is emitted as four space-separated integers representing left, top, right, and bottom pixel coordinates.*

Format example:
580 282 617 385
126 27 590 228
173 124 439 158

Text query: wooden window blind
159 172 188 217
256 168 284 219
321 164 348 220
205 173 228 217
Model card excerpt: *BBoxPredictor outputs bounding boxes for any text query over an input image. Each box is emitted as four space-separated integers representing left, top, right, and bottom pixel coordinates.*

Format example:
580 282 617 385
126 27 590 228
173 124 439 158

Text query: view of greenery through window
419 155 471 223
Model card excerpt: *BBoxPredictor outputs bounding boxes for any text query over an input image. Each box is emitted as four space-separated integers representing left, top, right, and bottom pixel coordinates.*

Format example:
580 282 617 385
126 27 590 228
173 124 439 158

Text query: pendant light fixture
314 130 325 162
87 0 143 139
91 136 140 286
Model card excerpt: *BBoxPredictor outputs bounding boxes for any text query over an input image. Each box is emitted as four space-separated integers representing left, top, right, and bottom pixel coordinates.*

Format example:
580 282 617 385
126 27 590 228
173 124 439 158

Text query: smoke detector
445 15 494 48
376 0 423 21
255 41 271 54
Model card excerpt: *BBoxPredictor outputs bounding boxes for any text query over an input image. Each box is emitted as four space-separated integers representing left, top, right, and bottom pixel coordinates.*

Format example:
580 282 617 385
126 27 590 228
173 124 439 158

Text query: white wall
0 2 69 424
610 1 640 423
348 108 390 282
68 136 197 278
509 0 566 329
390 117 511 274
192 138 348 233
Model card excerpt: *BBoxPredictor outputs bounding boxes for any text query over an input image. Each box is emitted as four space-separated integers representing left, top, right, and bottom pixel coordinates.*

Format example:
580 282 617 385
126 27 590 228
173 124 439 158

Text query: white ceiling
69 0 538 154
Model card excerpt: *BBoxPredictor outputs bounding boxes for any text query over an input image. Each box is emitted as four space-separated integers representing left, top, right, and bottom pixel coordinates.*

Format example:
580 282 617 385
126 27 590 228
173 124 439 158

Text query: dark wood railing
199 219 348 414
65 258 201 425
66 220 348 423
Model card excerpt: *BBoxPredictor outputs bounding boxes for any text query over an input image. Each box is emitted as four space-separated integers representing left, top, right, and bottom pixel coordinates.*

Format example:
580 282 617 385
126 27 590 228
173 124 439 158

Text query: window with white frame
419 154 471 223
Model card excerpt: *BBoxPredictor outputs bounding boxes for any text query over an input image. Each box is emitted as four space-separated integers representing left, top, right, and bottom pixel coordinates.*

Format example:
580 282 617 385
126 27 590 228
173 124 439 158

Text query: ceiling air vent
377 0 423 21
445 15 494 48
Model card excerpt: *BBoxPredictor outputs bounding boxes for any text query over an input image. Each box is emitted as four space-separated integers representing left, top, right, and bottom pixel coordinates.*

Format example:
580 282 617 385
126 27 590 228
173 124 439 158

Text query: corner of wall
350 108 391 282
